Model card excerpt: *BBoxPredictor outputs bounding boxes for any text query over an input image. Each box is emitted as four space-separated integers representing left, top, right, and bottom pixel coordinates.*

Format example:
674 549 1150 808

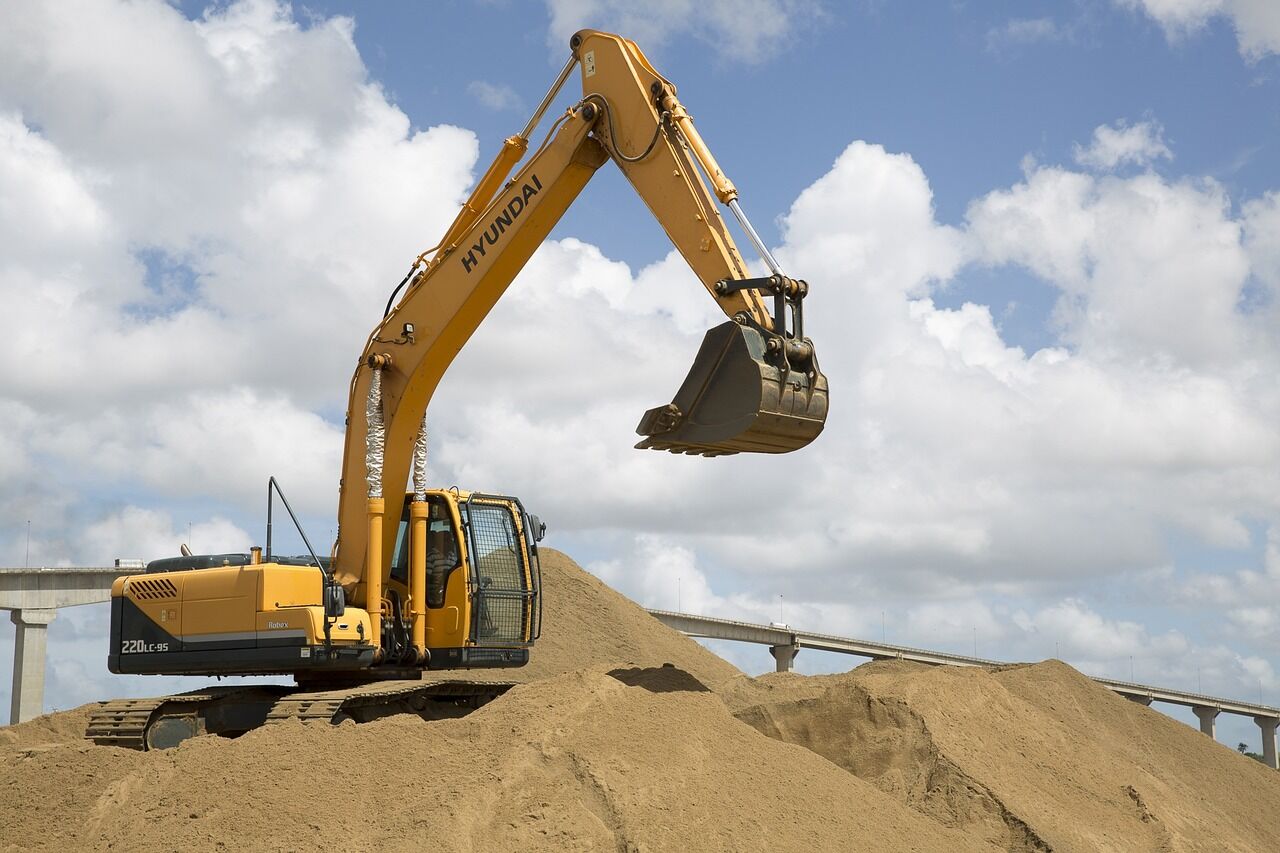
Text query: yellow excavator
87 29 828 749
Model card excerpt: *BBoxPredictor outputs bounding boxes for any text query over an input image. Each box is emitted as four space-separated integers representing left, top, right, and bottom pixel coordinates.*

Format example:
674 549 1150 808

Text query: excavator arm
333 30 828 599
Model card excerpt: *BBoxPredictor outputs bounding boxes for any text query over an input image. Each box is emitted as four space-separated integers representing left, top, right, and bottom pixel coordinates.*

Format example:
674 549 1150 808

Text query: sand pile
2 669 994 852
515 549 741 687
3 550 1279 852
728 659 1280 852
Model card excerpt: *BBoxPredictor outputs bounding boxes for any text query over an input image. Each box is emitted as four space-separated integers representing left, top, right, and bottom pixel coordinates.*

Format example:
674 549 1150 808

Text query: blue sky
1 0 1278 750
280 0 1279 251
282 0 1279 363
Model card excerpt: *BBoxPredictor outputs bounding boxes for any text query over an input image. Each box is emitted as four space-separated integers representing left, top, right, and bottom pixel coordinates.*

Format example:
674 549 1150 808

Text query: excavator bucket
635 321 828 456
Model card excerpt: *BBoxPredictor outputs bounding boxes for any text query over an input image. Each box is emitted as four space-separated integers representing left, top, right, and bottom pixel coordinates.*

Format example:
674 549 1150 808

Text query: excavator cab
385 490 542 670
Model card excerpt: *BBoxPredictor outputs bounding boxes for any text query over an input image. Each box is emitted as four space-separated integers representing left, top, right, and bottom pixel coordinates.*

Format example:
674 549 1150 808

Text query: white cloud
1005 597 1280 704
966 163 1258 369
986 17 1069 51
1242 191 1280 328
1175 528 1280 646
1073 119 1173 170
1231 0 1280 58
82 508 251 565
39 389 346 516
1118 0 1226 34
543 0 824 60
466 81 524 112
1116 0 1280 59
0 0 479 567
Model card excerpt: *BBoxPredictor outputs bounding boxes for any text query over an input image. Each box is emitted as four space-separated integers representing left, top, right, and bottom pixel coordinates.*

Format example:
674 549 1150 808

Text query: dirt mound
729 659 1280 852
4 552 1280 852
0 704 94 752
2 669 993 853
516 549 741 688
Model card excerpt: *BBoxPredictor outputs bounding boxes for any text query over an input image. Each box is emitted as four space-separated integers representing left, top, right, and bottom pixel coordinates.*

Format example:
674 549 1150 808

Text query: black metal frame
265 476 341 648
461 493 542 647
713 274 809 344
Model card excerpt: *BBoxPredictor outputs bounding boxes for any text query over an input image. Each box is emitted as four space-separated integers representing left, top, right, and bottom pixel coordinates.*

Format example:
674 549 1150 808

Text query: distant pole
188 522 193 553
1198 667 1202 693
1130 656 1135 682
677 577 682 612
881 610 886 643
24 520 30 568
973 627 977 657
779 594 783 624
1055 640 1059 659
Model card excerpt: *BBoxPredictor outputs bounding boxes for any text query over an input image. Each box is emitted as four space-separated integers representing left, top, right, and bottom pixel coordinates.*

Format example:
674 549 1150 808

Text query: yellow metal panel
574 30 766 324
425 490 469 648
181 566 258 637
257 563 323 610
319 606 373 644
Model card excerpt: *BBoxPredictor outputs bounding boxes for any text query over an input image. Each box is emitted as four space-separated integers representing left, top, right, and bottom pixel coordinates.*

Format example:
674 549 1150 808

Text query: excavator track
86 688 263 750
85 697 168 749
266 680 515 724
86 681 516 750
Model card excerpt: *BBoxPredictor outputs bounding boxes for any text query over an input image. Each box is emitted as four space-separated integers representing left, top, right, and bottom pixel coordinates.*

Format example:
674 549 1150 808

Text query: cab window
389 497 462 609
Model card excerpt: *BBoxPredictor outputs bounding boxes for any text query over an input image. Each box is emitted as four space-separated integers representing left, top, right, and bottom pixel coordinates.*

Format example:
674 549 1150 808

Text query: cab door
460 494 541 647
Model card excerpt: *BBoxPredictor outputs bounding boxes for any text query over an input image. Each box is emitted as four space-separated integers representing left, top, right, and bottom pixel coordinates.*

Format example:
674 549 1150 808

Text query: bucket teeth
635 321 828 457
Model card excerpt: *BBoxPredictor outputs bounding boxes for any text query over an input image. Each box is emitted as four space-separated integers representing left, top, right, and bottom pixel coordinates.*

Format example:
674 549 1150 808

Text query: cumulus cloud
0 0 478 565
1073 119 1173 170
1175 529 1280 645
82 508 251 566
1116 0 1280 60
967 161 1258 369
543 0 824 60
1242 191 1280 320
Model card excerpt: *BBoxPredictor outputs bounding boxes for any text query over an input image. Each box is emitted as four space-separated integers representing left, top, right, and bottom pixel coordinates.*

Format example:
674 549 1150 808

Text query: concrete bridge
648 608 1280 769
1 567 128 724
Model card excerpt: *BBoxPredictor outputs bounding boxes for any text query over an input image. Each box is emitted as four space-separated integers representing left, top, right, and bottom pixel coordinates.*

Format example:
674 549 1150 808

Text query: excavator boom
334 29 829 593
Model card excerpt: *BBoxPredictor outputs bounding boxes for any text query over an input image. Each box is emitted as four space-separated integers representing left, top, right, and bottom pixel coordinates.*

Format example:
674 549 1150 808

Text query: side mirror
324 581 346 618
524 513 546 556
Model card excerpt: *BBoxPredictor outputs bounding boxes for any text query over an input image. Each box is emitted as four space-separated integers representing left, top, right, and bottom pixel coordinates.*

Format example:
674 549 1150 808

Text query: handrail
266 476 335 647
265 476 325 572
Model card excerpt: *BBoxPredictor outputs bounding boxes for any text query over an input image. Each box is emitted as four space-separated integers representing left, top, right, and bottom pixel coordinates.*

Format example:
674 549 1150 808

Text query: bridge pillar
9 608 56 724
769 642 799 673
1255 716 1279 770
1192 705 1219 738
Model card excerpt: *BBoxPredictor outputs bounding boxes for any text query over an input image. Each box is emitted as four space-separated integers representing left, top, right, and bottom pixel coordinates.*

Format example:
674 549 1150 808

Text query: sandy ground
2 550 1277 852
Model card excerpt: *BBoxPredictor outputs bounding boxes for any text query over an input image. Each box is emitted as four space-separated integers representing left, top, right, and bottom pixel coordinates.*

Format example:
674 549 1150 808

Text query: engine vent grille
129 578 178 600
